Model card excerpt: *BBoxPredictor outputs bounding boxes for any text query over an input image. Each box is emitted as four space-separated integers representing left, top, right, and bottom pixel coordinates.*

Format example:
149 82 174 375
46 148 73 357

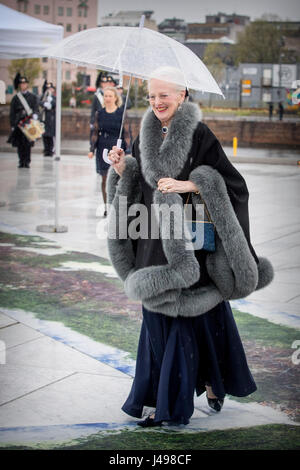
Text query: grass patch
0 232 51 247
232 308 298 349
0 288 140 359
1 424 299 450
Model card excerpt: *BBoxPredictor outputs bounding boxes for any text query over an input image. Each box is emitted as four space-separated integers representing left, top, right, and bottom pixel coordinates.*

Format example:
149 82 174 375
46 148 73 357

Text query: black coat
90 91 103 125
9 91 39 128
131 121 259 287
40 93 56 137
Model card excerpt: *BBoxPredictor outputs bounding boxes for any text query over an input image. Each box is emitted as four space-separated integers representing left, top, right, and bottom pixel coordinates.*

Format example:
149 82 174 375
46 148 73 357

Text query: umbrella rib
112 29 131 73
170 40 188 89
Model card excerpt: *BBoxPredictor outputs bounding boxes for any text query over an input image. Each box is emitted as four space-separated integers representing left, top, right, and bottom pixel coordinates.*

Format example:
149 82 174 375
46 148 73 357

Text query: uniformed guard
40 80 56 156
8 73 39 168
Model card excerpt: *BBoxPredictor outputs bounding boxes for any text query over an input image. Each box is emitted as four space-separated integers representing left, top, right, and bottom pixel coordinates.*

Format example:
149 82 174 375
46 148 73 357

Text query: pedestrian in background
8 73 39 169
40 81 56 157
88 86 126 217
278 102 284 121
69 95 76 108
268 102 273 120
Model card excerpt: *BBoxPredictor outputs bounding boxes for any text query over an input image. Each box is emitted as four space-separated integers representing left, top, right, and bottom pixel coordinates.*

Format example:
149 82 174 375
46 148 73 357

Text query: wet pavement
0 147 299 446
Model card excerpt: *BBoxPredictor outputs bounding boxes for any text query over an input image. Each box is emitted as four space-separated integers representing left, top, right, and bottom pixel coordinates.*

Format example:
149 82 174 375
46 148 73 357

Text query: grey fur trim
255 257 274 290
106 156 142 281
106 156 141 205
139 102 202 188
143 285 223 317
206 233 235 300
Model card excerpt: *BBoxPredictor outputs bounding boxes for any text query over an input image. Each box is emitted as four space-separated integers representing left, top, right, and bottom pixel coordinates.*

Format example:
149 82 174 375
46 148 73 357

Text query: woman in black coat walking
106 67 274 427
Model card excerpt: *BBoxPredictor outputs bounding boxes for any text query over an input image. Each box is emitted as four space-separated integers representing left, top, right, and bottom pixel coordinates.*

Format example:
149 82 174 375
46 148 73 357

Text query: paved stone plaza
0 148 299 447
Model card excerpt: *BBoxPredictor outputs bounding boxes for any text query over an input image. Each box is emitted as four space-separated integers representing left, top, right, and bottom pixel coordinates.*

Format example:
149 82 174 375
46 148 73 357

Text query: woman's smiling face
148 79 185 126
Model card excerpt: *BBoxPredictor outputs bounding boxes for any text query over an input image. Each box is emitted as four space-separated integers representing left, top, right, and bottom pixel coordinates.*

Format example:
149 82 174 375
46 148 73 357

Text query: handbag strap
184 191 213 223
17 92 33 116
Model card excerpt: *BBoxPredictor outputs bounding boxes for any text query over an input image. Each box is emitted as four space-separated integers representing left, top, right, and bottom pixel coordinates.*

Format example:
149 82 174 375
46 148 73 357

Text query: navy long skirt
121 300 257 425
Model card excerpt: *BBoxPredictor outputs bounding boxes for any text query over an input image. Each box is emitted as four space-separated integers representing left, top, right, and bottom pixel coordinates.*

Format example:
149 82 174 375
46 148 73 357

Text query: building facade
100 10 157 30
0 0 98 100
158 18 187 43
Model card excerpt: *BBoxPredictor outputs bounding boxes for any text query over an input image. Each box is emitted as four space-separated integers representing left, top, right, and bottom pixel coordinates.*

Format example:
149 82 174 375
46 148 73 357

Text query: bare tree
8 58 42 87
234 20 283 64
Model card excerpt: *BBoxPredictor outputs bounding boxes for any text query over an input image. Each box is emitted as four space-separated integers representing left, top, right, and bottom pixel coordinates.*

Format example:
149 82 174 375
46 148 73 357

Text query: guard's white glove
32 113 38 120
44 102 51 110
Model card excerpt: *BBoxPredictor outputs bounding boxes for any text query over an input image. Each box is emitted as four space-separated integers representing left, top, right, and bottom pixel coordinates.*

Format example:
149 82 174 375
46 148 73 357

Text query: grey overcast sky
97 0 300 24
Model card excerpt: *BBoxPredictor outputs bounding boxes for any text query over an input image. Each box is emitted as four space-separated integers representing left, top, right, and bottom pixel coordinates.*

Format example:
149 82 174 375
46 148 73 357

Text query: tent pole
36 58 67 234
54 59 61 230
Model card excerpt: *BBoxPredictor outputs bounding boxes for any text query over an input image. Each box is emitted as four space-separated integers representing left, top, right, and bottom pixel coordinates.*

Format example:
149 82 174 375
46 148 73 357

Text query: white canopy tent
0 4 63 58
0 4 65 232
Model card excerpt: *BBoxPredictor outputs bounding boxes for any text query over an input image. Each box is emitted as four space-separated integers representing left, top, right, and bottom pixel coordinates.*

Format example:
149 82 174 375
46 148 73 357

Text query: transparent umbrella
44 16 224 162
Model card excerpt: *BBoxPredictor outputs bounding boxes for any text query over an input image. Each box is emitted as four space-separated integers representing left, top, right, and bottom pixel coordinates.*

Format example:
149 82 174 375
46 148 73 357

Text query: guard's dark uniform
40 83 56 156
9 83 39 168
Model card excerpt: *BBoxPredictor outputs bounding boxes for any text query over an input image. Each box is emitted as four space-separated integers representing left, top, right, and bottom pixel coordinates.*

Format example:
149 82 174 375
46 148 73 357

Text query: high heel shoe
137 415 163 428
206 394 224 412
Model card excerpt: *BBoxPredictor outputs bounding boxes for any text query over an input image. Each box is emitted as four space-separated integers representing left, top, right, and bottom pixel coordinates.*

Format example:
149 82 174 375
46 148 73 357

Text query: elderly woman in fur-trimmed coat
106 67 274 427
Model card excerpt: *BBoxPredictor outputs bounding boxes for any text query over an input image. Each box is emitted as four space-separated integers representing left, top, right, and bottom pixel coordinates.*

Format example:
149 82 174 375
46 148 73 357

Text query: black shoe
24 163 30 168
18 163 24 168
137 416 162 428
103 210 107 217
206 394 224 412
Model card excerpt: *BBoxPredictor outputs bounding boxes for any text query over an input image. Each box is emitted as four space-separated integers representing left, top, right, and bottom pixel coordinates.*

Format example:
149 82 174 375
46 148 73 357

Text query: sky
97 0 300 24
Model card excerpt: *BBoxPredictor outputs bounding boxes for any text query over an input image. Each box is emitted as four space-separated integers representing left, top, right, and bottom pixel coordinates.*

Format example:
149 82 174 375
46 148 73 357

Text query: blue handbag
184 192 216 252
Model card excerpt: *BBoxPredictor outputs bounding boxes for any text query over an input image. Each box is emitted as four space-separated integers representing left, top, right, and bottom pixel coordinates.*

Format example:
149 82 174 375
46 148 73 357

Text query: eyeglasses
146 93 176 103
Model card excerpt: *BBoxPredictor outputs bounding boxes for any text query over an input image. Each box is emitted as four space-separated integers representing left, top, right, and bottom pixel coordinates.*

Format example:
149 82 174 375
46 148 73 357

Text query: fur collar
139 102 202 188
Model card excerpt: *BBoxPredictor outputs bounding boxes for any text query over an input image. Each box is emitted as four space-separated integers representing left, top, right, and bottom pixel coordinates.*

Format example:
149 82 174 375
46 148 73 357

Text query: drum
18 116 45 142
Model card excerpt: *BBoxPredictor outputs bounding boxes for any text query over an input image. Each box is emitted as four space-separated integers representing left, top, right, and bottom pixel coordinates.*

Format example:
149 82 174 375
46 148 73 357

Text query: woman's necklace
162 126 168 134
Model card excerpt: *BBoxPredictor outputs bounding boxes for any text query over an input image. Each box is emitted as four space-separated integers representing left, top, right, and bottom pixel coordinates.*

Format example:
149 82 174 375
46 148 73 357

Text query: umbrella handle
102 139 122 165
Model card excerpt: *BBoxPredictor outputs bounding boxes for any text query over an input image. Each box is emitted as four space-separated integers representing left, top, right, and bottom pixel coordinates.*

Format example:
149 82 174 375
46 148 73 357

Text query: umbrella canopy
0 4 63 59
44 26 224 96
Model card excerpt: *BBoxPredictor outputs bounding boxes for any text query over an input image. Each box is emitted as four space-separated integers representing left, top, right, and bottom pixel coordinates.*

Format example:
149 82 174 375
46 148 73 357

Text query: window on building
66 7 72 16
43 70 48 79
34 5 41 14
83 24 87 29
17 0 28 13
78 4 88 18
66 24 72 32
43 5 49 15
42 57 48 63
58 6 64 16
65 71 71 80
78 24 82 31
